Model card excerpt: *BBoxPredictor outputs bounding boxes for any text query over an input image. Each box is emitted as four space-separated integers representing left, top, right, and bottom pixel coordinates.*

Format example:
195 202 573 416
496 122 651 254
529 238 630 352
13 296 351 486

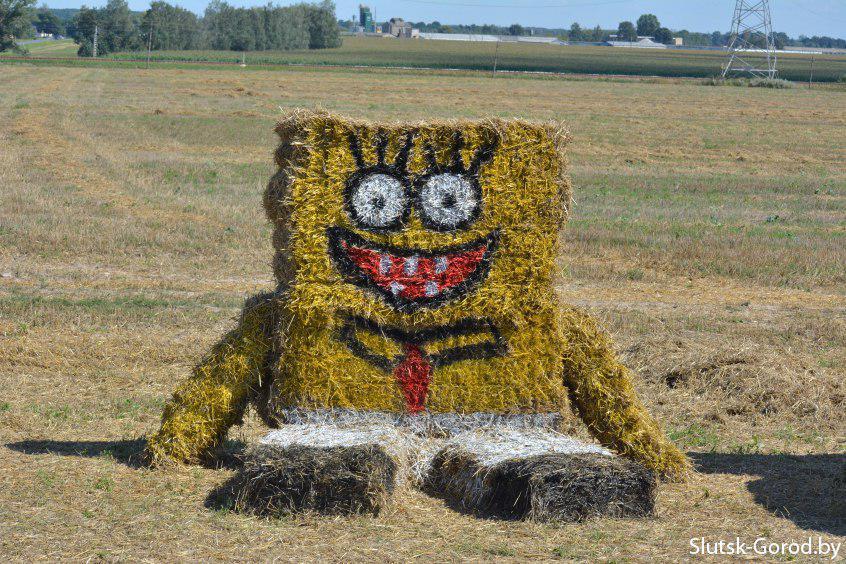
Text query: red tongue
393 344 431 413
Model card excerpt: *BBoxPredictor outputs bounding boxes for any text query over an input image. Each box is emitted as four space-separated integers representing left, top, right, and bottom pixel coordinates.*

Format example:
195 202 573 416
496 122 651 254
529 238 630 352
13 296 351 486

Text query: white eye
349 174 408 229
418 173 480 230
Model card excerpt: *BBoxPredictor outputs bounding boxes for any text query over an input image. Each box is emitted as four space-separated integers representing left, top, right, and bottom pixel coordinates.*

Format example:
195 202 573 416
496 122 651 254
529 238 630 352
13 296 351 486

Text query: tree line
5 2 846 54
67 0 339 56
373 12 845 49
577 13 845 49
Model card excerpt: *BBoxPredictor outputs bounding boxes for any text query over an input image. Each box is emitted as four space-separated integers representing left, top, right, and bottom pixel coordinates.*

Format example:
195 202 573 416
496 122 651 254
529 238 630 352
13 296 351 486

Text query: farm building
419 33 564 45
382 17 418 38
605 37 668 49
358 4 375 33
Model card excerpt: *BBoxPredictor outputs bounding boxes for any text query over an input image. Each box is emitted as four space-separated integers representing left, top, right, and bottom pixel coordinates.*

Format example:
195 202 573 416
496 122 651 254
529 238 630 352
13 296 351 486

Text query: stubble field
6 37 846 82
0 62 844 560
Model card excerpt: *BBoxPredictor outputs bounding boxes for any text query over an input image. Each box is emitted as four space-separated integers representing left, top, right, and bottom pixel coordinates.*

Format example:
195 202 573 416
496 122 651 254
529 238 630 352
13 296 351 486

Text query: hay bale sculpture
147 110 690 520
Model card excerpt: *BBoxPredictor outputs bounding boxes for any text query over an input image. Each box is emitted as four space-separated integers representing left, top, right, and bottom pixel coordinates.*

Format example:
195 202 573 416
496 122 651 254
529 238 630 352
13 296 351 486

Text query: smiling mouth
327 226 500 311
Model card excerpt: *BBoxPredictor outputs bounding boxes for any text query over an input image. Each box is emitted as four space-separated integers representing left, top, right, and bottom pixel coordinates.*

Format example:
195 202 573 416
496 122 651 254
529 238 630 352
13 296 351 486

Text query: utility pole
146 19 154 68
721 0 777 79
492 39 500 77
808 55 815 89
92 25 98 58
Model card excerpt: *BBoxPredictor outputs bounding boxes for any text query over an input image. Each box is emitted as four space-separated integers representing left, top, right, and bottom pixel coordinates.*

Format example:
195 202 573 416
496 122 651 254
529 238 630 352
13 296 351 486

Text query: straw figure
147 110 689 520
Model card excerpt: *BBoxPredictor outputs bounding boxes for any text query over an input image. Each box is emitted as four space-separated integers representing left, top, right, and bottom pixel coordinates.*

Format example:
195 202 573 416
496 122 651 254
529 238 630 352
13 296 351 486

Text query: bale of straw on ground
147 109 689 482
426 448 656 522
229 444 397 516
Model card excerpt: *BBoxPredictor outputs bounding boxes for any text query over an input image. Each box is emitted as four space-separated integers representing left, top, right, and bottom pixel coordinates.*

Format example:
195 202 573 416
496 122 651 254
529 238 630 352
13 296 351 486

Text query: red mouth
327 227 499 311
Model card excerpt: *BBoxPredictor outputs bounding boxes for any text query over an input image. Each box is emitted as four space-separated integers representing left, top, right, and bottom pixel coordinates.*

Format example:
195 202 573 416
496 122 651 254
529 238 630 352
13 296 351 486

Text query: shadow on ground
6 440 843 533
691 452 845 536
5 438 246 470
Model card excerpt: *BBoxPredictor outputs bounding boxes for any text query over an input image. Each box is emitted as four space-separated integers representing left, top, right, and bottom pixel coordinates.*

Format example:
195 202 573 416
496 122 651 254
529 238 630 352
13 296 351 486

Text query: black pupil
441 192 457 209
371 195 386 211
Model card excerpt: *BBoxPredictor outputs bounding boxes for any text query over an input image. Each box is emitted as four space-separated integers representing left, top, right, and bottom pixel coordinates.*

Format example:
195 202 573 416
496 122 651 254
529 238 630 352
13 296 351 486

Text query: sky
49 0 846 38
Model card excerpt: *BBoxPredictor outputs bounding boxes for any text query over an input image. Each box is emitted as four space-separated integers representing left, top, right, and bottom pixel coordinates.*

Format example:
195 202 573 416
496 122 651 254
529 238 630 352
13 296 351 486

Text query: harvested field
0 63 844 560
118 38 843 82
5 37 846 83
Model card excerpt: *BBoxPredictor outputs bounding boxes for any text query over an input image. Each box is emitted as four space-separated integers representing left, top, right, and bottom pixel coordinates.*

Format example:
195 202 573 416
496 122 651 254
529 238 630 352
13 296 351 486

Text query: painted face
328 131 498 312
269 115 571 416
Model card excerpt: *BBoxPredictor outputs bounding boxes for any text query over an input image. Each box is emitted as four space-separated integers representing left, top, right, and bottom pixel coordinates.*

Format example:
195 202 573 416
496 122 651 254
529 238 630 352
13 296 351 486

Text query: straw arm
559 307 691 481
145 294 278 465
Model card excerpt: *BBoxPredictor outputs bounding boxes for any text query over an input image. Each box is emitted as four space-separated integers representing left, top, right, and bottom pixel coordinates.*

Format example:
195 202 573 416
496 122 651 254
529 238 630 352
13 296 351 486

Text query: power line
784 0 846 24
396 0 635 9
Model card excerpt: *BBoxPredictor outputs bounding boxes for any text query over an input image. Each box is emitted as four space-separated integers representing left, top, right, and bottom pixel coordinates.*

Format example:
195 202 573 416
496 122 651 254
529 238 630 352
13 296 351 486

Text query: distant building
673 37 684 46
419 33 563 45
382 17 414 38
359 4 374 33
608 35 655 41
605 37 667 49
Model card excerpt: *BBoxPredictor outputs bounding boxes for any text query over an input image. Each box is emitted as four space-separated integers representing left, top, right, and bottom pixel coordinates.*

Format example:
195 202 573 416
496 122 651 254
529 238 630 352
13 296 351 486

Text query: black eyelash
347 129 416 176
423 142 439 170
421 134 498 176
468 139 498 175
450 131 464 169
393 132 413 175
342 129 498 233
375 130 388 166
347 131 366 170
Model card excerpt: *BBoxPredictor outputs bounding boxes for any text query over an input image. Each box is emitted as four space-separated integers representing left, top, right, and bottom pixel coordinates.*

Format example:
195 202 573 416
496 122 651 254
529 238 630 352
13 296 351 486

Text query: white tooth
435 256 448 274
389 281 405 296
404 255 419 276
424 281 439 297
379 254 392 275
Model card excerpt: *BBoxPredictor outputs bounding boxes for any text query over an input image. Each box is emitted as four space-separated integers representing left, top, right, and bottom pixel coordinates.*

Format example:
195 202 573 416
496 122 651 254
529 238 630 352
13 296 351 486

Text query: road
17 38 61 45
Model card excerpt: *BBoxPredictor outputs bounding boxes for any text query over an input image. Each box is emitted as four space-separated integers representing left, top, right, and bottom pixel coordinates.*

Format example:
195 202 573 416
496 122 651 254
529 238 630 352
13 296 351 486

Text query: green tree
568 22 582 41
508 23 523 36
203 1 336 52
591 25 606 42
99 0 138 53
1 0 35 51
306 1 340 48
617 20 636 42
229 7 255 51
772 31 788 50
674 29 710 47
653 27 673 44
141 1 200 50
636 13 660 37
71 5 97 55
270 4 309 50
71 0 138 57
34 5 63 35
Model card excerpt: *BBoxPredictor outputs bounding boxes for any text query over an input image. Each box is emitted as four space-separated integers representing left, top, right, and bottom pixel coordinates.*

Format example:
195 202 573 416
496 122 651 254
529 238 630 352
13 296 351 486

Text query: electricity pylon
722 0 777 79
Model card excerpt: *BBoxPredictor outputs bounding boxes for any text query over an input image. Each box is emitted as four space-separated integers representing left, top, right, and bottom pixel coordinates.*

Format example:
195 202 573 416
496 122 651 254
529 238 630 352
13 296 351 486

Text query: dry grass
1 63 844 560
93 36 846 83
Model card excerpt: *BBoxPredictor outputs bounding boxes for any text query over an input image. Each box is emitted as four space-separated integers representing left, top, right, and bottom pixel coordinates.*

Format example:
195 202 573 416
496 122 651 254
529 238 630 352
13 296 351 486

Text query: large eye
348 173 409 230
418 173 480 231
